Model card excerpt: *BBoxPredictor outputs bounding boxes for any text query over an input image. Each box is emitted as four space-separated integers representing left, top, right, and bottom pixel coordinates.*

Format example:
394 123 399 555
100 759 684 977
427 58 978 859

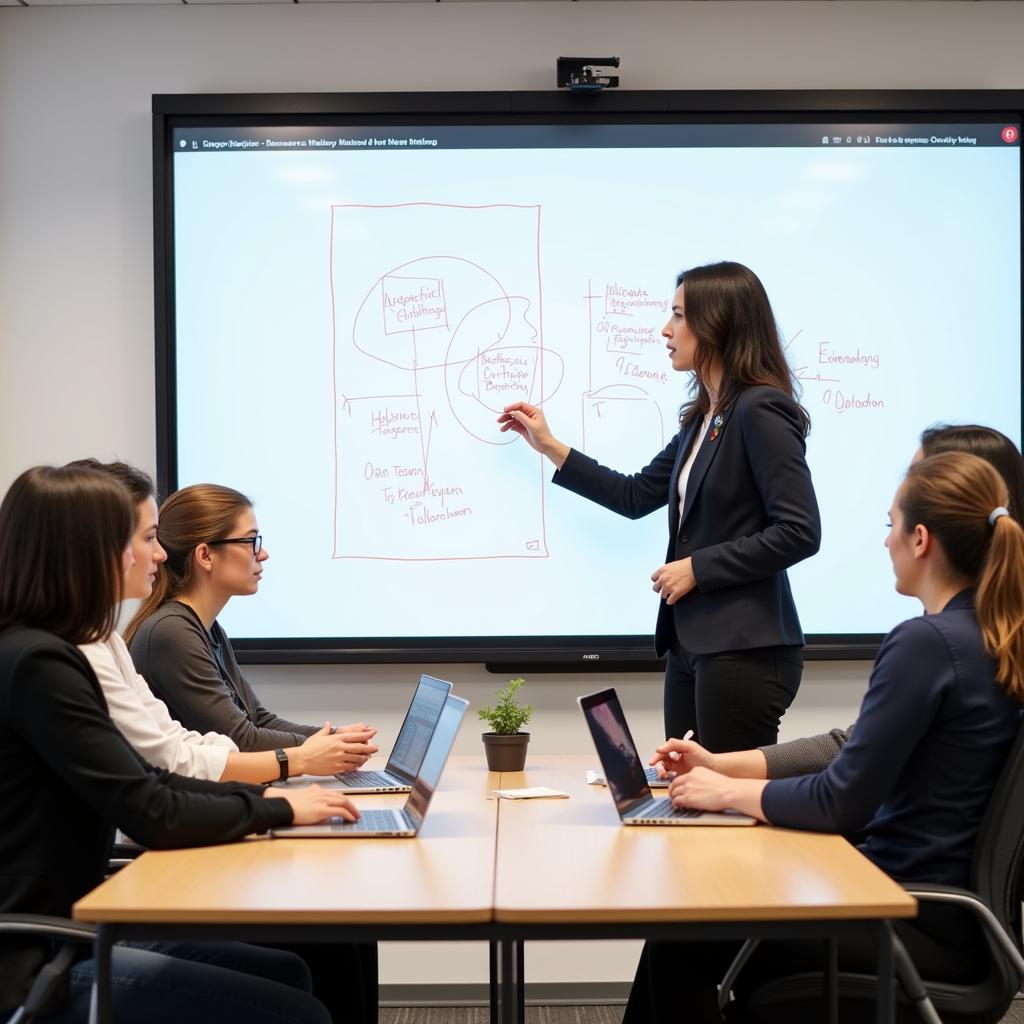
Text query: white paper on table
489 786 570 800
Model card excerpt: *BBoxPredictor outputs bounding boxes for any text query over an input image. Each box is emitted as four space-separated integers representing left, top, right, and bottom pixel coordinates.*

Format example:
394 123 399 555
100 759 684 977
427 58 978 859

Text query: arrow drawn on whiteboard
423 410 439 479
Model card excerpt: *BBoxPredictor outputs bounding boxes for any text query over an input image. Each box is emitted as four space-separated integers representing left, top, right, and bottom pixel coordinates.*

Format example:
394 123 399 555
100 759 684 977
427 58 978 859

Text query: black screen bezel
153 89 1024 667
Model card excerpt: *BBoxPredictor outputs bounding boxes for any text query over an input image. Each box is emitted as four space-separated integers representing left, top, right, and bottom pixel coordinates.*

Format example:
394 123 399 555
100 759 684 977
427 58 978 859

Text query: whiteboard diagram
331 203 563 561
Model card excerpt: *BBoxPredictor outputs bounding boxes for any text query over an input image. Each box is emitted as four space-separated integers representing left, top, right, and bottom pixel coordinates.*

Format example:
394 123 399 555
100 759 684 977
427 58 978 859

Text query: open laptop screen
579 689 653 818
387 674 452 781
404 694 468 828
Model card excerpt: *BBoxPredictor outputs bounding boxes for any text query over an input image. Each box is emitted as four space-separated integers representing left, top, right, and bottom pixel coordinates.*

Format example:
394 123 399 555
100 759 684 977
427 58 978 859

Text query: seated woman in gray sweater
123 480 380 1024
124 483 378 765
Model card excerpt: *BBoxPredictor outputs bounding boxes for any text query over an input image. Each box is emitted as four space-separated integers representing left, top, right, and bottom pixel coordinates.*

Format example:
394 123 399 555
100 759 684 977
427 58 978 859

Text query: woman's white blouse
79 632 238 780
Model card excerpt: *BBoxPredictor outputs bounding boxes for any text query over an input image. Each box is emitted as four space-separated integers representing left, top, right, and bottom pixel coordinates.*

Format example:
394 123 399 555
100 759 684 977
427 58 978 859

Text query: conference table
74 755 917 1024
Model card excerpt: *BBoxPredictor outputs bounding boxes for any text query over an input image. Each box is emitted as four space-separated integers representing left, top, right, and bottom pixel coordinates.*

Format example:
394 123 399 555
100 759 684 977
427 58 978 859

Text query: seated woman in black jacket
625 450 1024 1023
0 464 359 1024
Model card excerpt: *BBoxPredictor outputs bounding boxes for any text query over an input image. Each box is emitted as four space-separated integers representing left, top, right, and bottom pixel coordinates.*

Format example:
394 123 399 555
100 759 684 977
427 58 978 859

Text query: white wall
2 0 1023 994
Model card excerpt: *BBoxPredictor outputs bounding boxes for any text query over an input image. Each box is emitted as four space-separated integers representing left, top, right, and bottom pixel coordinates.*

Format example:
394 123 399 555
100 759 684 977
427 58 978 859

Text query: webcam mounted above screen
153 90 1023 668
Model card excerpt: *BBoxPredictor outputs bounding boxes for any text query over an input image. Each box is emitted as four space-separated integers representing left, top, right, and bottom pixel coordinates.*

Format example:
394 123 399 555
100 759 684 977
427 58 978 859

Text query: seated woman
123 482 378 763
73 460 370 784
717 422 1024 777
121 477 380 1024
627 450 1024 1023
0 464 359 1024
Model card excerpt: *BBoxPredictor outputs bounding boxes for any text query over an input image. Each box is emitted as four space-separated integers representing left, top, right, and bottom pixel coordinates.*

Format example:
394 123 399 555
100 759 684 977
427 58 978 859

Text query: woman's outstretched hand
271 784 361 825
498 402 570 469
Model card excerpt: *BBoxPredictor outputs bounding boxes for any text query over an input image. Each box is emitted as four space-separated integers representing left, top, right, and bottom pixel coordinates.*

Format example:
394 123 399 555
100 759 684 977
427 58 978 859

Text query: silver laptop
270 694 468 838
334 674 453 793
579 688 756 827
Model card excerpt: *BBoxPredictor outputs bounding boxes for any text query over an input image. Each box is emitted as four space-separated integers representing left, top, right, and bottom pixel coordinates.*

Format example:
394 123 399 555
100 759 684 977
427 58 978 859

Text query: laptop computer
589 766 669 789
334 673 452 793
270 693 469 838
579 688 756 827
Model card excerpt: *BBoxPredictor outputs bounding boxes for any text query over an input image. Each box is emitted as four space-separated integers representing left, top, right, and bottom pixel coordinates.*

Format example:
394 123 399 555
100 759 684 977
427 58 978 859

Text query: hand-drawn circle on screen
352 255 563 445
352 256 508 372
446 297 564 445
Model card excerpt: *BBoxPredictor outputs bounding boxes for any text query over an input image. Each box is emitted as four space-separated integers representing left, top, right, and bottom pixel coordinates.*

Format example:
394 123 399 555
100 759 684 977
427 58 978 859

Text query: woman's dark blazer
553 385 821 656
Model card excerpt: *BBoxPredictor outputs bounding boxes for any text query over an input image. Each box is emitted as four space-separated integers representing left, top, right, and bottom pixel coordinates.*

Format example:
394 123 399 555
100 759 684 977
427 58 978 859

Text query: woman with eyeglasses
70 460 372 784
0 464 359 1024
123 481 380 1024
124 483 378 764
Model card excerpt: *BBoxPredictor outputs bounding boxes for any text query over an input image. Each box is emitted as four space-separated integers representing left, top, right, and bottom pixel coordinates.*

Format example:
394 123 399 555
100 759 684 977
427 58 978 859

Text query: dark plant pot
482 732 530 772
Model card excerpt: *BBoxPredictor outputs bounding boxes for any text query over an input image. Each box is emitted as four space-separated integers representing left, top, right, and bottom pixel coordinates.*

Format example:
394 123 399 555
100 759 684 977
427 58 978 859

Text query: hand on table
667 766 735 813
294 722 379 776
273 784 361 825
649 737 715 779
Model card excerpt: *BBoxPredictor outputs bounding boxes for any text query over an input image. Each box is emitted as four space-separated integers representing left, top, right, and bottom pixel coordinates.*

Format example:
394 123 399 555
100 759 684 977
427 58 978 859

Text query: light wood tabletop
75 754 917 932
493 756 918 924
74 757 499 926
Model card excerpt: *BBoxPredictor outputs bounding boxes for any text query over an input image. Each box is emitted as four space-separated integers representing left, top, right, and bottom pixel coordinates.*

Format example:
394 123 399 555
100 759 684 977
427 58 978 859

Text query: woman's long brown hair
123 483 252 646
676 261 809 435
0 465 133 645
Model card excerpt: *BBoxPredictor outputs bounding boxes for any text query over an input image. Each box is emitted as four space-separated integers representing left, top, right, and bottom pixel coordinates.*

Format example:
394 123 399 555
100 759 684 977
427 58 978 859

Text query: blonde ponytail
901 452 1024 700
977 513 1024 699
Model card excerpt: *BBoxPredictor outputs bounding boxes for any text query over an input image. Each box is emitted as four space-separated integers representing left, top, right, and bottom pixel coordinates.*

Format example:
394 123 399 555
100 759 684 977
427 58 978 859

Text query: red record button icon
1002 126 1019 144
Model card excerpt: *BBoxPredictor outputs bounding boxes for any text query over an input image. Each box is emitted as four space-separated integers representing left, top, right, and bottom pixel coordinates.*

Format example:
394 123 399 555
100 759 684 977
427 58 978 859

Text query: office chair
719 719 1024 1023
0 915 96 1024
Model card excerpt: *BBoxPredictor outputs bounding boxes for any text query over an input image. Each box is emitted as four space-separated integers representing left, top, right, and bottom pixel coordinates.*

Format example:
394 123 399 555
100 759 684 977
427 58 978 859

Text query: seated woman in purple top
624 451 1024 1024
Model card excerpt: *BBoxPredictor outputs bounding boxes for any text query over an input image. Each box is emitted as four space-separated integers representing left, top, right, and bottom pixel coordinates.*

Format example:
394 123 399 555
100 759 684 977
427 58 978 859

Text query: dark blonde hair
123 483 251 645
919 424 1024 524
0 465 133 645
900 452 1024 699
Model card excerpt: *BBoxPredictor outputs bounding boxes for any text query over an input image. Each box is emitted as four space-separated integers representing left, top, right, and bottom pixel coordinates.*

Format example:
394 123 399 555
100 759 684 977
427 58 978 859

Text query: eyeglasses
207 534 262 558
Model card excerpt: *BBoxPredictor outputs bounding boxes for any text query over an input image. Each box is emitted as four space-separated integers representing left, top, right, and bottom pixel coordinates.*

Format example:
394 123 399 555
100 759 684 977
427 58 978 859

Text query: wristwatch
274 748 289 782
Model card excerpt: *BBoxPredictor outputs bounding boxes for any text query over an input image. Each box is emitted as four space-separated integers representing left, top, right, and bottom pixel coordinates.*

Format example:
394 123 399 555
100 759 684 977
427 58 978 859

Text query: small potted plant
478 677 532 772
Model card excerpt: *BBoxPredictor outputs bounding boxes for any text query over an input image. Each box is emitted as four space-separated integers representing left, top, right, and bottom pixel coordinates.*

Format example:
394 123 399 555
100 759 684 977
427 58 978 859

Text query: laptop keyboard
335 770 403 787
328 809 406 832
640 797 702 819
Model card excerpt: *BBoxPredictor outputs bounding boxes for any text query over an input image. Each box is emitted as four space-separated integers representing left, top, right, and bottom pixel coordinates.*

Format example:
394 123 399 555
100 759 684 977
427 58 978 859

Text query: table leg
489 941 498 1021
88 924 114 1024
875 921 894 1024
494 938 524 1024
517 940 525 1023
824 938 838 1024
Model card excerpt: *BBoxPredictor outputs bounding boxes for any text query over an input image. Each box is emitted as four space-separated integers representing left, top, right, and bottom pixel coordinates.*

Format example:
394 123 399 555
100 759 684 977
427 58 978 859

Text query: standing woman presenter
499 261 821 749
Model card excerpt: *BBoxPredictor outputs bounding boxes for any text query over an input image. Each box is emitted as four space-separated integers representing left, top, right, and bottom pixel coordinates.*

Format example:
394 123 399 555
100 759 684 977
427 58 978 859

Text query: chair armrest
903 885 1024 981
0 915 96 943
719 939 761 1011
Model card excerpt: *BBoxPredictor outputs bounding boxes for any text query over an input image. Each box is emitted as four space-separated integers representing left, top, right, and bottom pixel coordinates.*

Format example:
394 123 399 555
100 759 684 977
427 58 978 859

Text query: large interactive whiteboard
156 94 1022 663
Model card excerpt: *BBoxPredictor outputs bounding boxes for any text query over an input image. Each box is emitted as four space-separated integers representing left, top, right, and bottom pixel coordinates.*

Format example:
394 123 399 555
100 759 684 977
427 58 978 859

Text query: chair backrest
969 715 1024 946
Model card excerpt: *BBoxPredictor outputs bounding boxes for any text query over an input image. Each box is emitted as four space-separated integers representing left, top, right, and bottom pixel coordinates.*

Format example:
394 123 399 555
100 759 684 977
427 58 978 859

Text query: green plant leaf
477 676 532 735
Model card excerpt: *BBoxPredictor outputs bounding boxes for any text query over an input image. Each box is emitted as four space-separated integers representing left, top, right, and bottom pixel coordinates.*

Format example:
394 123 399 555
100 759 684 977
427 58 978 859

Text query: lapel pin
709 414 724 442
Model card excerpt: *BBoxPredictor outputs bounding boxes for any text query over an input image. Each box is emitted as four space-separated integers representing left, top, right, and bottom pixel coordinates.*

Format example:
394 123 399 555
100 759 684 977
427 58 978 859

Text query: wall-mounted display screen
156 93 1022 664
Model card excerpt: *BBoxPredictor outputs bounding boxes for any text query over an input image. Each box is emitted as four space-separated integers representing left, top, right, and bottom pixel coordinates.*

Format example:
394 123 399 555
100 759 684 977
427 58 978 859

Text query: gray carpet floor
381 997 1024 1023
381 1010 623 1023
